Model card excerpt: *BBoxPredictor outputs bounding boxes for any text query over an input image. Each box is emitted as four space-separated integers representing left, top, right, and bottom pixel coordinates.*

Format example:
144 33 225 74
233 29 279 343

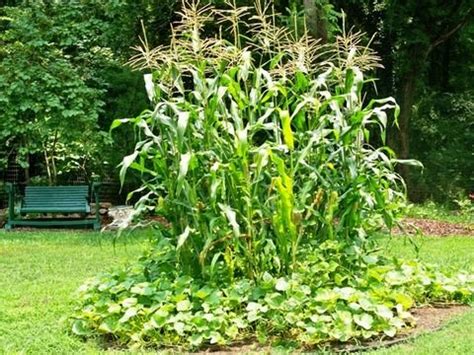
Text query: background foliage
0 0 472 202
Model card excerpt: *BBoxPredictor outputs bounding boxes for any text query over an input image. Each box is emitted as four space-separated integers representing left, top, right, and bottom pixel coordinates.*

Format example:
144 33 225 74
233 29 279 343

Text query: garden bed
0 230 472 353
194 305 471 353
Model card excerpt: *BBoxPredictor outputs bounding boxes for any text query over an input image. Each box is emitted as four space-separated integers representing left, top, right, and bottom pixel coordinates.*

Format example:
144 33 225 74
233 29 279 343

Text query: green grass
0 229 472 354
0 229 151 354
379 234 474 271
369 311 474 355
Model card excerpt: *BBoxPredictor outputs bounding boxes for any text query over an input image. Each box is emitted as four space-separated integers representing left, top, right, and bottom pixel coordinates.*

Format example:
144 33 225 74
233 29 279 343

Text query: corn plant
114 0 412 281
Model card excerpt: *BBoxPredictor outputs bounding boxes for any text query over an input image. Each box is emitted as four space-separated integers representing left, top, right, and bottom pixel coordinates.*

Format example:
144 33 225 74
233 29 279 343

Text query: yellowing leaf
119 307 137 323
176 299 192 312
178 152 192 180
174 321 185 335
376 305 393 320
218 203 240 238
177 111 189 137
275 278 289 292
279 109 294 150
177 226 191 249
107 304 121 314
393 293 414 310
144 73 155 102
122 297 137 308
354 313 374 330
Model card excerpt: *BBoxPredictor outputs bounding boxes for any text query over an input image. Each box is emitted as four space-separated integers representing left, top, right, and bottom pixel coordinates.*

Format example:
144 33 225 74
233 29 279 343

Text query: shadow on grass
0 227 156 247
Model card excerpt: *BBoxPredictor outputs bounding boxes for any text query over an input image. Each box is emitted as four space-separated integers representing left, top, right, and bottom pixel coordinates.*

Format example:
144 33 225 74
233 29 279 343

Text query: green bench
4 183 101 230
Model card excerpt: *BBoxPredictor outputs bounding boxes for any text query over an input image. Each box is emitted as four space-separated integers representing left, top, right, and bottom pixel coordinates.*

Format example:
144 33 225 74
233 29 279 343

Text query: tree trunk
50 130 59 185
44 149 53 186
24 153 30 185
428 39 452 91
386 42 428 197
396 70 417 187
304 0 328 43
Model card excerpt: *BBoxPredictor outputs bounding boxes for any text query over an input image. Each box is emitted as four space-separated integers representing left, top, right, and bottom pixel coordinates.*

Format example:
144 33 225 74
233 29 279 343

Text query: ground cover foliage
72 1 474 350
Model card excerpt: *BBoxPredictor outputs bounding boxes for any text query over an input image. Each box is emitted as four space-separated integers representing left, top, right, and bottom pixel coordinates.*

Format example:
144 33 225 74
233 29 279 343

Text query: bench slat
25 196 88 199
23 200 87 203
25 194 87 199
26 189 88 192
22 185 90 214
25 191 88 193
24 203 87 207
26 185 89 189
25 193 87 198
21 207 90 213
25 191 89 195
26 188 88 191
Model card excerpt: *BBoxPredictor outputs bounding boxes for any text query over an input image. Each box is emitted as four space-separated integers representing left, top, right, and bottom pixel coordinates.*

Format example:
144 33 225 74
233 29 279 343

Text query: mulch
394 218 474 237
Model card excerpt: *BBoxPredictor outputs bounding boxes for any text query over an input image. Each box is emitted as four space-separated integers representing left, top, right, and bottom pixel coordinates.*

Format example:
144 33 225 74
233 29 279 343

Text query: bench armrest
5 182 13 194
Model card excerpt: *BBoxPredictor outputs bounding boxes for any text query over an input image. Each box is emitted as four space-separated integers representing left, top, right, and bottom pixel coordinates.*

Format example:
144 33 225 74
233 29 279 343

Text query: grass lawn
0 230 151 353
369 235 474 355
0 229 472 354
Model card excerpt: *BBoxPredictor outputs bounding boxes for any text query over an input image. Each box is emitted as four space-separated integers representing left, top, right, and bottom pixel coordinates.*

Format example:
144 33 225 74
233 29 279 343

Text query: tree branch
427 8 472 55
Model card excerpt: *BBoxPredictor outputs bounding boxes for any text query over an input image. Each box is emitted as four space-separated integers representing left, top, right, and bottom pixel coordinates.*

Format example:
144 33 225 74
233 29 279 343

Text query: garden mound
395 218 473 236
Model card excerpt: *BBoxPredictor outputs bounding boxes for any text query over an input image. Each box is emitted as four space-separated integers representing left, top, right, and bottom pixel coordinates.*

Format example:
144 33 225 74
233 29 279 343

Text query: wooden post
5 183 15 229
92 182 102 230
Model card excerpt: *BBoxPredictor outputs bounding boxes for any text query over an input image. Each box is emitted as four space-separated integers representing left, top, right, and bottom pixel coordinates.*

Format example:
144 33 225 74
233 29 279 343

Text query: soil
394 218 473 237
409 305 470 336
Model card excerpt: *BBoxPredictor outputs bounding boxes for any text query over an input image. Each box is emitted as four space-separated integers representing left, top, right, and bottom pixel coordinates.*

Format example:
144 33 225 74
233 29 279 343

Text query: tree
331 0 473 198
0 5 105 184
0 1 154 183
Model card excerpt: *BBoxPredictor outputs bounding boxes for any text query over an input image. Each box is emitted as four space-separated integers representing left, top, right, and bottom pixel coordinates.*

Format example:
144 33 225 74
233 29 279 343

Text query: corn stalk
114 0 413 281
